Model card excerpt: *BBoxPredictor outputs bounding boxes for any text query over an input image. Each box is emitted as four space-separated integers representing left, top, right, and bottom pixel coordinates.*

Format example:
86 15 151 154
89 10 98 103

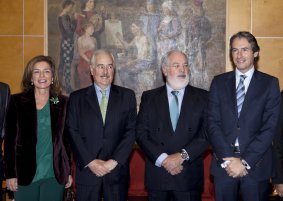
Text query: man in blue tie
136 50 208 201
207 31 281 201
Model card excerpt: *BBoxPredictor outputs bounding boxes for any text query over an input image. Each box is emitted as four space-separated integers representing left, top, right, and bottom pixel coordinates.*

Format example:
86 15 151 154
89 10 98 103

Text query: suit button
237 126 240 130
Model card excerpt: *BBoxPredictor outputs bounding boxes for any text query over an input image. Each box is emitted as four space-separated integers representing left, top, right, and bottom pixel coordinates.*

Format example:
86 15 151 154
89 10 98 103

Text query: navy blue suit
67 85 136 201
136 85 208 200
207 70 281 201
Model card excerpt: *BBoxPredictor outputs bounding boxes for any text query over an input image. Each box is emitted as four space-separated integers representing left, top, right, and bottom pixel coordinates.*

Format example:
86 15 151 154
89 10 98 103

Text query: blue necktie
170 91 179 131
234 75 246 152
236 75 246 117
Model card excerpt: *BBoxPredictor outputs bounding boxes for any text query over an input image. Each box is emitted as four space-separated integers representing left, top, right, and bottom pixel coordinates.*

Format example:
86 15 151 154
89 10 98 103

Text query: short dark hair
21 55 61 96
62 0 74 9
230 31 260 61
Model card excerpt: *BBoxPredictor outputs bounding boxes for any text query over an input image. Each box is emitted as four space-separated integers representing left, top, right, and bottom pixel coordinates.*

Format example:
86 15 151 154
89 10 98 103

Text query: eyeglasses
95 64 114 70
169 64 189 69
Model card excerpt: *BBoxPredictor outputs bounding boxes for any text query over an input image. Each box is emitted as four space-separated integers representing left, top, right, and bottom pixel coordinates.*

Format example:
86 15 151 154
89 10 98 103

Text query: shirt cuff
241 159 251 170
221 160 231 168
155 153 168 167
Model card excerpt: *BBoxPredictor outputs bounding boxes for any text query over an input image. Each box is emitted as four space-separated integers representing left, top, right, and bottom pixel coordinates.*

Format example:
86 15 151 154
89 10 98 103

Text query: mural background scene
48 0 226 103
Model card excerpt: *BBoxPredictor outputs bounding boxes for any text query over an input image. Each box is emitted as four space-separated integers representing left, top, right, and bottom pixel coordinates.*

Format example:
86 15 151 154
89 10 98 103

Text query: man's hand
223 157 248 178
87 159 110 177
104 159 118 172
275 184 283 197
162 153 184 175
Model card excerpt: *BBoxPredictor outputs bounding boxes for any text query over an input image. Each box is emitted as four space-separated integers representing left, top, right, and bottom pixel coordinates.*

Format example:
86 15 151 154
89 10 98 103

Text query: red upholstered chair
128 147 148 199
202 149 215 201
128 148 215 201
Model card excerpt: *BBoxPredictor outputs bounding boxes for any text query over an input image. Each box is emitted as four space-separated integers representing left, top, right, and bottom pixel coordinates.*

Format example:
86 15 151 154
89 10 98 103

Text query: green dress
32 101 55 182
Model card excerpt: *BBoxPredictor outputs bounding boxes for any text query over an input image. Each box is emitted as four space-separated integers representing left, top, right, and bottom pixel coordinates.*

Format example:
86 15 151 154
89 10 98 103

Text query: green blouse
32 101 55 183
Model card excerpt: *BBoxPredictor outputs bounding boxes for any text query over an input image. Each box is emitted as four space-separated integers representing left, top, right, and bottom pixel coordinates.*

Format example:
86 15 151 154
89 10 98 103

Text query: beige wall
0 0 283 93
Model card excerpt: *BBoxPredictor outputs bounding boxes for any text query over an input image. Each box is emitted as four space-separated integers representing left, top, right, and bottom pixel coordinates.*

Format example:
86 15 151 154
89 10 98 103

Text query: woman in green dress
4 55 72 201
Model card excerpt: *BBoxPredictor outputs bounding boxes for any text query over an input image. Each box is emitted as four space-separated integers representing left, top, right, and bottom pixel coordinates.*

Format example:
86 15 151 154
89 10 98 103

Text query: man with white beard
136 50 208 201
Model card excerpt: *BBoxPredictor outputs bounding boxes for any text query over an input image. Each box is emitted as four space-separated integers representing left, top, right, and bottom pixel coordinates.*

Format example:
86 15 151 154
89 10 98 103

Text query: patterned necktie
100 89 108 124
170 91 179 131
236 75 246 117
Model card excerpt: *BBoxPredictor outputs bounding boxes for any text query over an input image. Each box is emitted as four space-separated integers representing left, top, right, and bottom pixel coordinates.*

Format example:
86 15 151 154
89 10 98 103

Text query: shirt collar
94 83 111 95
166 83 185 97
235 67 255 79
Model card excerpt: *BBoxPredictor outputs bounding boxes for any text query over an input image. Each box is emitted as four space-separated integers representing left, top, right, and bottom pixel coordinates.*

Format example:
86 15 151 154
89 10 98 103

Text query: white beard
167 75 189 90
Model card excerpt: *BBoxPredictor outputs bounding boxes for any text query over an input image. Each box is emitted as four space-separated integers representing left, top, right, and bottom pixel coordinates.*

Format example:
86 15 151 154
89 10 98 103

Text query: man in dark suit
273 91 283 197
0 82 10 201
207 31 281 201
66 49 137 201
136 50 208 201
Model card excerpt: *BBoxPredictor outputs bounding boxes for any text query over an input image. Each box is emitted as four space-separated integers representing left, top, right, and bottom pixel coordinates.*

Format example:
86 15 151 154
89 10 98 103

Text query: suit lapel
240 71 260 118
105 85 120 125
176 85 194 132
85 86 103 123
225 72 238 120
50 97 63 141
157 86 173 132
20 90 37 138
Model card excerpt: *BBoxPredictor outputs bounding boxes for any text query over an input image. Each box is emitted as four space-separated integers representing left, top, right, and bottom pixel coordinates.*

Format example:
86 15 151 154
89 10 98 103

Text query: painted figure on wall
183 0 212 89
58 0 77 94
157 0 182 64
77 22 97 88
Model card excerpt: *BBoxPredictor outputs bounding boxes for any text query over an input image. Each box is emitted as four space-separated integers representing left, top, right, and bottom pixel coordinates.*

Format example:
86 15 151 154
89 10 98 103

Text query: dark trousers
76 181 128 201
148 189 202 201
214 175 269 201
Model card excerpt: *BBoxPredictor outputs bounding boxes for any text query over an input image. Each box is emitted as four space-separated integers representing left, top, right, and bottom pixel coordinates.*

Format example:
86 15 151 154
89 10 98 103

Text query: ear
90 65 94 76
253 51 259 58
162 66 167 76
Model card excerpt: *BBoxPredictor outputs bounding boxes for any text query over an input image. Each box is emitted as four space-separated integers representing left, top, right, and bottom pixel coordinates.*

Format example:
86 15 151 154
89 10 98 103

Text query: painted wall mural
48 0 226 103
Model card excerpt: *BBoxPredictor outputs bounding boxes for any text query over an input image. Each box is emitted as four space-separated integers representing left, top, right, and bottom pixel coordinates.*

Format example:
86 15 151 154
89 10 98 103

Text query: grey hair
160 50 188 68
90 49 115 67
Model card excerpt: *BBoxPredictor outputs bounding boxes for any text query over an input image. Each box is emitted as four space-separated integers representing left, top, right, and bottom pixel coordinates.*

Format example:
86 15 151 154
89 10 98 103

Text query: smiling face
231 37 259 73
31 61 53 91
162 52 190 90
90 52 114 89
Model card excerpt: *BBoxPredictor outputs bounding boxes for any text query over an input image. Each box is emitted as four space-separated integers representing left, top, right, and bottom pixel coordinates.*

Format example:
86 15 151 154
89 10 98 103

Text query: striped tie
170 91 179 131
236 75 246 117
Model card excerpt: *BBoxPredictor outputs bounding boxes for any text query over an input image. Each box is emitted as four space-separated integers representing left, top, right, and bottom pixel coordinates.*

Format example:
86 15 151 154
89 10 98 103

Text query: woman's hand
65 175 73 188
6 178 18 192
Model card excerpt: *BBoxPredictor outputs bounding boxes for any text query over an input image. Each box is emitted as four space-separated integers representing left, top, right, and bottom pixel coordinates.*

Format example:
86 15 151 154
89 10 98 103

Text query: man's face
90 53 114 89
231 37 258 73
162 52 190 90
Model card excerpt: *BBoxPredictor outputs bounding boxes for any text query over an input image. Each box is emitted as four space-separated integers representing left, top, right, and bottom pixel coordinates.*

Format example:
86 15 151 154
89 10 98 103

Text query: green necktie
100 89 108 124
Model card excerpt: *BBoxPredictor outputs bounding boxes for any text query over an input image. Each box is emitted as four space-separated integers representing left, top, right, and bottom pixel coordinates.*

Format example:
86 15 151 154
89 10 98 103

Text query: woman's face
31 61 53 91
86 0 94 10
85 24 94 35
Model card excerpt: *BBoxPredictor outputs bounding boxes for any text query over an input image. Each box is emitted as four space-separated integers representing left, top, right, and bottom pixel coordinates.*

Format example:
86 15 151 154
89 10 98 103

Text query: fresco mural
48 0 226 103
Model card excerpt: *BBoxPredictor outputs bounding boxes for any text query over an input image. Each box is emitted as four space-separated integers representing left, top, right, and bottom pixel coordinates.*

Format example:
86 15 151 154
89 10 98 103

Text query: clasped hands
162 153 184 176
223 157 248 178
88 159 118 177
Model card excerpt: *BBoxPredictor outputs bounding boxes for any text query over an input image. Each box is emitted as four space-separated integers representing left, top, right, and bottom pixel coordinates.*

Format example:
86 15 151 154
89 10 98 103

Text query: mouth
177 74 186 79
38 79 47 83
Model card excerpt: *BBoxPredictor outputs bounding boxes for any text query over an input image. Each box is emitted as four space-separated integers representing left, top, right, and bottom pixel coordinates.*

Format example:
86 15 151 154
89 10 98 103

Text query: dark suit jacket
66 85 136 185
0 82 10 182
4 89 71 185
273 91 283 183
0 82 10 138
136 85 208 191
208 70 281 181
